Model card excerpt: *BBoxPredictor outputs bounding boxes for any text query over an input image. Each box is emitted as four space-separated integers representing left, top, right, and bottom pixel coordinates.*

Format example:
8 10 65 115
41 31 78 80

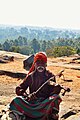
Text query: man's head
34 52 47 72
28 52 47 74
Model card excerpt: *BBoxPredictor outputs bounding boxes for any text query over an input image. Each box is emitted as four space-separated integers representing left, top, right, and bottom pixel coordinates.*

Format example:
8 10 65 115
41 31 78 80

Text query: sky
0 0 80 29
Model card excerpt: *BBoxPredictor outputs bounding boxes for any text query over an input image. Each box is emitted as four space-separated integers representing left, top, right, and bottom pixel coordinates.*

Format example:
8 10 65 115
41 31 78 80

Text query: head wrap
34 52 47 63
27 52 47 75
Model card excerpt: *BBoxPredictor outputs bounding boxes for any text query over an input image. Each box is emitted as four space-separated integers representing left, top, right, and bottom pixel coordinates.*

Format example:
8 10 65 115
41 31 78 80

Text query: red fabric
34 52 47 63
27 52 47 76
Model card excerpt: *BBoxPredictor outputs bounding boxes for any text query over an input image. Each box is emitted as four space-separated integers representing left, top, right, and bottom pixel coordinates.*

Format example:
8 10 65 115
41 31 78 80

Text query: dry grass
0 51 80 119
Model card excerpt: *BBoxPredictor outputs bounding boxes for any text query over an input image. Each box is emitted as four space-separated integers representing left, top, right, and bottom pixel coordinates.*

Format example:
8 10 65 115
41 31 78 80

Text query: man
10 52 62 120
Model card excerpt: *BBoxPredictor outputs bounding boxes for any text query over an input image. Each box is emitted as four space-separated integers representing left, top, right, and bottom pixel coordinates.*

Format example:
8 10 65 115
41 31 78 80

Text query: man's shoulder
45 70 55 77
27 71 35 78
45 70 56 82
24 72 35 83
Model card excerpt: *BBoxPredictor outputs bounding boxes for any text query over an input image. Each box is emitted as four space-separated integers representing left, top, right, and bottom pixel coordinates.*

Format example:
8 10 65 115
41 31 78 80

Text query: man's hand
48 81 56 86
52 84 62 94
27 92 37 101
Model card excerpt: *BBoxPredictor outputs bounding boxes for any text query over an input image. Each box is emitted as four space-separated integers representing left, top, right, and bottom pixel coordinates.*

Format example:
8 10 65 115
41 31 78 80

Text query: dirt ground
0 51 80 120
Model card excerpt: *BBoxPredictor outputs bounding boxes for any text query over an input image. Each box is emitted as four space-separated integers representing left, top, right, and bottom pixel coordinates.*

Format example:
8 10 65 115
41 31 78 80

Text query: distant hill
0 24 80 43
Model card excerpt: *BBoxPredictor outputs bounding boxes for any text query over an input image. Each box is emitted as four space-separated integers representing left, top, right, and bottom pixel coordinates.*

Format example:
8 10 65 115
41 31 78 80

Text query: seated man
9 52 62 120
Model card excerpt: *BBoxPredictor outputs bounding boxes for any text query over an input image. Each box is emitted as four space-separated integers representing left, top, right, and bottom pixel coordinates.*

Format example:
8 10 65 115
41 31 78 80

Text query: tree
41 40 47 52
3 40 10 51
31 38 40 53
20 46 34 55
46 41 54 49
9 46 20 53
23 37 27 45
77 48 80 54
0 43 3 50
18 36 23 46
46 46 77 57
14 39 19 46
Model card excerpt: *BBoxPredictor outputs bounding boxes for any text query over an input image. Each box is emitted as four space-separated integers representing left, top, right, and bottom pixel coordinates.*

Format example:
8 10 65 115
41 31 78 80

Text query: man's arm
16 75 31 96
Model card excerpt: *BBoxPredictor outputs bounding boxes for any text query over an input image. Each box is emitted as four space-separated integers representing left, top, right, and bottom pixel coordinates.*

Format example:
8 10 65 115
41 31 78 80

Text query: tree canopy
0 36 80 57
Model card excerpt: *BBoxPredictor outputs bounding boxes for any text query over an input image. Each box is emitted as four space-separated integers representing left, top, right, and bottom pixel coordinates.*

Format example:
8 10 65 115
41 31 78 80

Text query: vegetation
0 25 80 57
0 25 80 43
0 35 80 57
46 46 77 57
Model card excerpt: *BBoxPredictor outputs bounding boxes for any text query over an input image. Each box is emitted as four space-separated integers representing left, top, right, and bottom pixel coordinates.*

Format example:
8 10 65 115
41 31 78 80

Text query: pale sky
0 0 80 29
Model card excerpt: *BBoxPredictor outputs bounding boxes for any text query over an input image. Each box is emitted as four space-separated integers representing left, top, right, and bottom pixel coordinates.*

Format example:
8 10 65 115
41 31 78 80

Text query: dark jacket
16 69 56 99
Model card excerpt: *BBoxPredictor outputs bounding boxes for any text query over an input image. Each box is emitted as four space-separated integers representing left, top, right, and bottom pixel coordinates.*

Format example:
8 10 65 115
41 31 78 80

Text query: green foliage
1 35 80 56
3 40 11 51
41 40 47 52
19 46 34 55
77 48 80 54
46 46 77 57
31 38 40 53
0 26 80 46
74 41 80 54
9 46 20 53
0 43 3 50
